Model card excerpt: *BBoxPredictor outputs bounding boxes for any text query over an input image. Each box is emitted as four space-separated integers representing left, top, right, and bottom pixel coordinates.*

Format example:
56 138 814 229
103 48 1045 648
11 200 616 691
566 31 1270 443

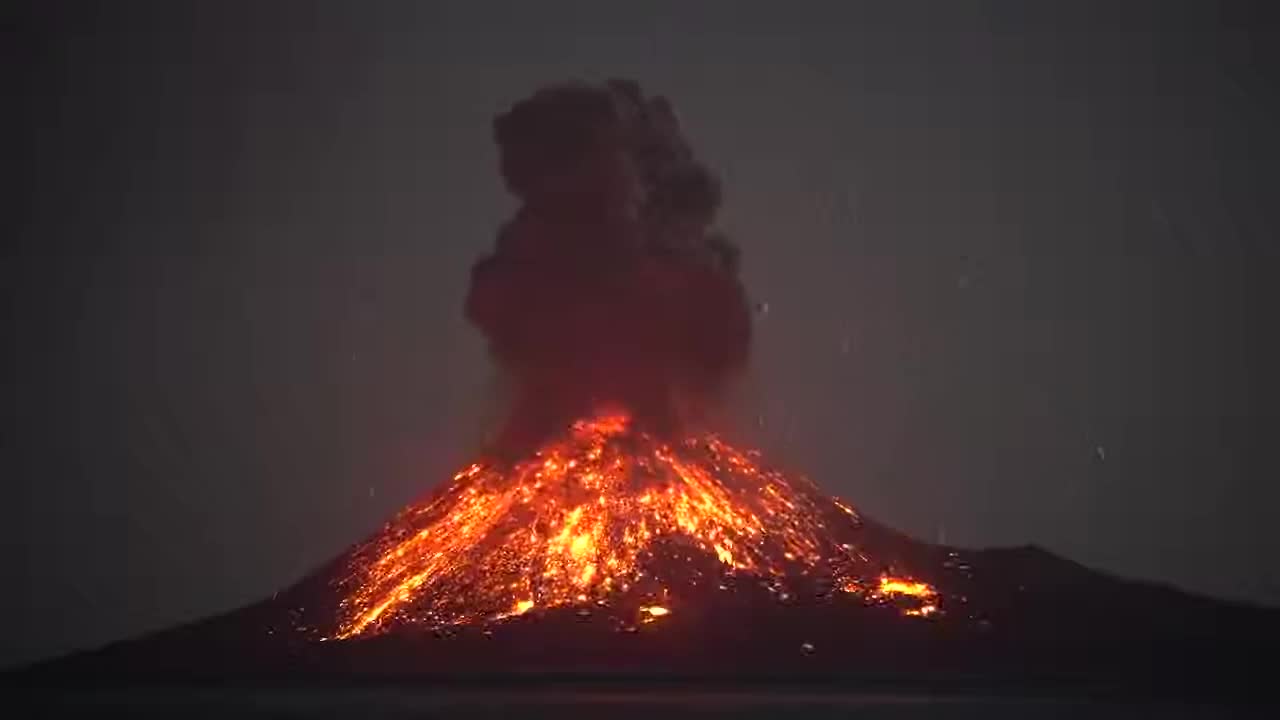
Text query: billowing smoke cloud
466 79 751 453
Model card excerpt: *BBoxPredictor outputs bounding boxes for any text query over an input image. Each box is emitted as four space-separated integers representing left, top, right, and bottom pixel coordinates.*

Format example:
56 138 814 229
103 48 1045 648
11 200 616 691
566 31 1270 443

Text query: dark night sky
6 1 1279 667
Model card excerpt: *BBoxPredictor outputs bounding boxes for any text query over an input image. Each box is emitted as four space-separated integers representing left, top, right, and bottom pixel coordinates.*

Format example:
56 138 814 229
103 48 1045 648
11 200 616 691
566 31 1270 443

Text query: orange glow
904 604 938 617
332 413 938 638
863 574 940 617
877 576 935 598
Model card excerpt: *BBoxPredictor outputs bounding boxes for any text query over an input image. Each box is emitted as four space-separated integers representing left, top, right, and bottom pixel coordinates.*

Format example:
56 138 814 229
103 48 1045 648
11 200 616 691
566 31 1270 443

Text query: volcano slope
15 414 1278 701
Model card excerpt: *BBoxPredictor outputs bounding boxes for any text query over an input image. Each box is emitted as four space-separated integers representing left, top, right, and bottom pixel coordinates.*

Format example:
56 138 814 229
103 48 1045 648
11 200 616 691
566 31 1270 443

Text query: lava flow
332 413 937 639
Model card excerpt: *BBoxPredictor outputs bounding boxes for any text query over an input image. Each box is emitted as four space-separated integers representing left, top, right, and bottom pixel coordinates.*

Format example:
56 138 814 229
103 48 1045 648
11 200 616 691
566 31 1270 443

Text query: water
22 687 1267 718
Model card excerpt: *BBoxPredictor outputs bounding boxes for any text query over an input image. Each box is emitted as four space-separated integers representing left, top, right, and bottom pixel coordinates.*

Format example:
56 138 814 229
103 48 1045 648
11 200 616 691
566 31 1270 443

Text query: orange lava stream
334 414 935 639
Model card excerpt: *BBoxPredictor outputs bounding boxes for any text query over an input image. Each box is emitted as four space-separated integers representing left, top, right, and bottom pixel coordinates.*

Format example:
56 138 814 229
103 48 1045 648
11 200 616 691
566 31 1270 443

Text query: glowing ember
332 414 936 639
876 577 936 599
641 605 670 617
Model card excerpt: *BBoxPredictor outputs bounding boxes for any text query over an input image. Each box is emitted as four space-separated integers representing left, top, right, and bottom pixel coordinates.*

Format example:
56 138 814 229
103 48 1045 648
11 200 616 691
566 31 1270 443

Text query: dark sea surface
16 687 1271 718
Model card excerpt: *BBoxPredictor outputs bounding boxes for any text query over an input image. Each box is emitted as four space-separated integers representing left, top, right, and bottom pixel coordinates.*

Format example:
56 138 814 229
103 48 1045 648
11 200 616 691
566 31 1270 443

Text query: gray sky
7 1 1278 667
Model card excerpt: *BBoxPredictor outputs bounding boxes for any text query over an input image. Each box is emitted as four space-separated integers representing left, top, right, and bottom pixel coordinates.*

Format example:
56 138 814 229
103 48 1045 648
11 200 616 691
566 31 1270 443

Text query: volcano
13 80 1278 704
18 413 1279 701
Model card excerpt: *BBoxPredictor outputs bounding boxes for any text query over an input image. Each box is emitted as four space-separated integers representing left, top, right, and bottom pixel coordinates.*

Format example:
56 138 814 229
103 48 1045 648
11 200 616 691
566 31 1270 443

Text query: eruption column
466 79 752 452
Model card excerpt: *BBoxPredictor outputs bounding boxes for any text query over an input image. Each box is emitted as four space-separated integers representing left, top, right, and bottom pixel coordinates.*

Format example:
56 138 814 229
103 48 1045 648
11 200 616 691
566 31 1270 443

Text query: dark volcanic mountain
17 531 1278 701
15 419 1279 701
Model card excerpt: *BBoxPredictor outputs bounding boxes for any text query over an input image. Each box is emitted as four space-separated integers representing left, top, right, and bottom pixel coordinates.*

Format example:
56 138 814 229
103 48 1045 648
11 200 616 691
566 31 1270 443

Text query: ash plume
466 79 751 452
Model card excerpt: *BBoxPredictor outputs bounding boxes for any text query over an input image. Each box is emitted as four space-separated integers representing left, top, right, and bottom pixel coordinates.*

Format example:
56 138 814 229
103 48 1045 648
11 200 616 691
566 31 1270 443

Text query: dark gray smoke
466 79 752 452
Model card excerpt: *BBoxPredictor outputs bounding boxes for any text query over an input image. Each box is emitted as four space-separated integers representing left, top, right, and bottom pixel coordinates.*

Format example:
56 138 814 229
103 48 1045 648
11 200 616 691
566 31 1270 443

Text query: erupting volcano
333 413 937 640
22 81 1279 702
327 78 937 642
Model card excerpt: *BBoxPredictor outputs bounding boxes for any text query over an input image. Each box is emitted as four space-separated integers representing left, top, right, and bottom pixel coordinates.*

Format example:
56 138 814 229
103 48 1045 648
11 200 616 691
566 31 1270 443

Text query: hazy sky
7 1 1278 667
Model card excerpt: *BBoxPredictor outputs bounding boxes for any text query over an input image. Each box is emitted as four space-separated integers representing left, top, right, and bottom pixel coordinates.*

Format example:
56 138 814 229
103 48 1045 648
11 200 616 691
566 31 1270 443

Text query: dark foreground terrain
7 522 1278 715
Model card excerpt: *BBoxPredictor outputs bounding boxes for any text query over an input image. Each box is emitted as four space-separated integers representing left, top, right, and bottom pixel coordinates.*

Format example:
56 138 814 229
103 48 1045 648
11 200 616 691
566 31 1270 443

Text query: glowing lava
333 414 936 639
